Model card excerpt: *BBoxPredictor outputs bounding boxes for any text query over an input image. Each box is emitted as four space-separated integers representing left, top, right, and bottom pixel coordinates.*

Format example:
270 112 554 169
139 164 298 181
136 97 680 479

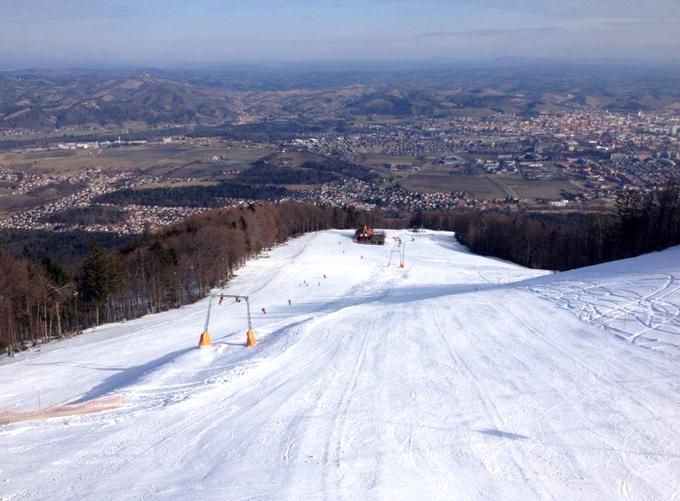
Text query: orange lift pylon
199 292 256 348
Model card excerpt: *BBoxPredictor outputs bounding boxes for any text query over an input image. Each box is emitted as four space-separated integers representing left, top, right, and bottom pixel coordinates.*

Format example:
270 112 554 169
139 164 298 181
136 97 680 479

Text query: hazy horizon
4 57 680 73
2 0 679 68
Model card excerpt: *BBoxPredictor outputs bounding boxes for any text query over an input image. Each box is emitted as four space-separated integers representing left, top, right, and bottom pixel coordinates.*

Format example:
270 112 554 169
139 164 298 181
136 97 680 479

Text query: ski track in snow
1 230 680 500
527 247 680 357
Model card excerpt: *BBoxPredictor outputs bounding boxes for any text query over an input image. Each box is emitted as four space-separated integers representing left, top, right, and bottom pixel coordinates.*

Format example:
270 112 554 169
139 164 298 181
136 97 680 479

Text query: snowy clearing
1 230 680 500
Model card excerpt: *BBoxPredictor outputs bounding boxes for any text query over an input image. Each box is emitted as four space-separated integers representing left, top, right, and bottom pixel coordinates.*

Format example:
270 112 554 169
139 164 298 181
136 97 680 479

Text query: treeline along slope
0 203 378 353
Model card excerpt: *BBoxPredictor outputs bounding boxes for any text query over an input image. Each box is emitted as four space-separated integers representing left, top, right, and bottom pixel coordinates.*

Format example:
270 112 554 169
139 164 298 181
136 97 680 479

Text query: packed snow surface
1 230 680 500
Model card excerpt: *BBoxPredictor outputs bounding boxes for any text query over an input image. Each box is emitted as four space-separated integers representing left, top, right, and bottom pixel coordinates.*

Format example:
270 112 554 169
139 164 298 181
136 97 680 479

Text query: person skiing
288 299 292 306
261 307 266 314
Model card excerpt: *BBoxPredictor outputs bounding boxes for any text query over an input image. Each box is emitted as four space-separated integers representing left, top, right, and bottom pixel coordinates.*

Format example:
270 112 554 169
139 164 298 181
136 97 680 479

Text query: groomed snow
1 230 679 500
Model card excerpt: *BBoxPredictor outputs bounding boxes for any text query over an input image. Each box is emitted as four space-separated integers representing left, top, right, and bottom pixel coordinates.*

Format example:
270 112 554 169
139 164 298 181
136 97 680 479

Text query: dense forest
0 203 378 354
301 159 381 183
43 205 127 226
417 183 680 271
94 181 290 207
0 229 132 264
236 157 380 185
238 160 340 185
93 156 380 209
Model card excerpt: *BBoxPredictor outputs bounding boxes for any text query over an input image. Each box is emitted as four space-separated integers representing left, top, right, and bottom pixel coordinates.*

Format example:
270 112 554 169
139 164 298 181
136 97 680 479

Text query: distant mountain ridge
0 74 237 130
1 65 679 131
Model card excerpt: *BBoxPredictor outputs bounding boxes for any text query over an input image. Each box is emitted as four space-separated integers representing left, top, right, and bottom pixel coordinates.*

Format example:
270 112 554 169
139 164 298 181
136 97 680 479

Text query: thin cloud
602 17 680 28
419 27 563 38
1 0 678 65
3 0 144 22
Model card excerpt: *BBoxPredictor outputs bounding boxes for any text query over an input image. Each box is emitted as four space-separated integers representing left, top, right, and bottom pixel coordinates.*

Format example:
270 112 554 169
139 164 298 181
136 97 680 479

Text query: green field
0 182 84 216
399 173 506 199
353 152 418 168
496 175 584 200
398 172 586 201
0 143 274 176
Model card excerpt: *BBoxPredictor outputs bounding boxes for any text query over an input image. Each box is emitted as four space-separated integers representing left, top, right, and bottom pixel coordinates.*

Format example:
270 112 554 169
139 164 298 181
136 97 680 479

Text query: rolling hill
3 65 680 132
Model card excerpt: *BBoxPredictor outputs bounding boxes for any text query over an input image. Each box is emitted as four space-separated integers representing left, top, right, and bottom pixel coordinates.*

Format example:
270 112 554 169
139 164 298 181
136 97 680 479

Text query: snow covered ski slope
528 245 680 357
1 230 680 500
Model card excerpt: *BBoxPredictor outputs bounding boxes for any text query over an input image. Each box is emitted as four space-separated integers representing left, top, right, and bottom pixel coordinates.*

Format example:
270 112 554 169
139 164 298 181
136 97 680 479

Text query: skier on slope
261 307 266 314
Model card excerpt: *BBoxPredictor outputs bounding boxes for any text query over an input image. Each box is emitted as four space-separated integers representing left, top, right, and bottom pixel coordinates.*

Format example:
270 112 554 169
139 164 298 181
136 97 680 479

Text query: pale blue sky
1 0 679 67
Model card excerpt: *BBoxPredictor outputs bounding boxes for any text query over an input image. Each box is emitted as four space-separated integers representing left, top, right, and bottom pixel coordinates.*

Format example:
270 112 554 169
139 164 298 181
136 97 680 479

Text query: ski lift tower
199 293 257 348
386 236 405 268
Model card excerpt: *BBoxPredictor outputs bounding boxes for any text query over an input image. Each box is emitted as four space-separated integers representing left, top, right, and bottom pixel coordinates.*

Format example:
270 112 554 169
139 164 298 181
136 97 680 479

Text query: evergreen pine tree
79 244 123 325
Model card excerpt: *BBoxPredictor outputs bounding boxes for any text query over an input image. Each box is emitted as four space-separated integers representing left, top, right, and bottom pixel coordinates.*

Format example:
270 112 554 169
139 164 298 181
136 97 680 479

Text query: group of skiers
251 273 329 315
218 237 375 323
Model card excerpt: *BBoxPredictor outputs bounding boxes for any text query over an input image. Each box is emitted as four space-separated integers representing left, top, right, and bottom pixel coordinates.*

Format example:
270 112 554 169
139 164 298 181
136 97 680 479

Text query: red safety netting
0 395 124 426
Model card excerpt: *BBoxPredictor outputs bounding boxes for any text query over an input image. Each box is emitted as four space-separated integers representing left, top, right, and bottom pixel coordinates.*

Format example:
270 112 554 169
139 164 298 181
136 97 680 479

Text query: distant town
1 104 678 234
